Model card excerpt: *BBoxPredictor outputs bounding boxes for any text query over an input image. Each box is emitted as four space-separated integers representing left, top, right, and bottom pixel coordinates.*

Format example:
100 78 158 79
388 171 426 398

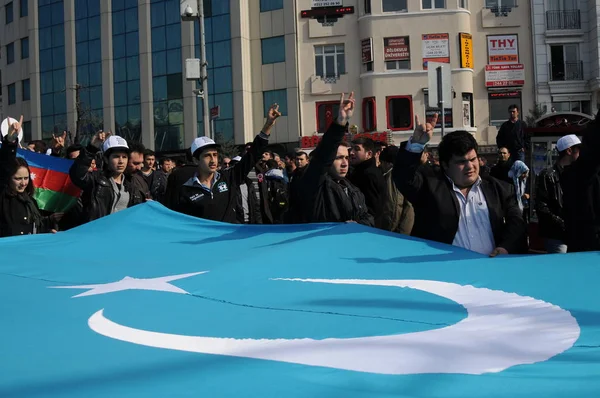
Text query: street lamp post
196 0 211 139
181 0 211 139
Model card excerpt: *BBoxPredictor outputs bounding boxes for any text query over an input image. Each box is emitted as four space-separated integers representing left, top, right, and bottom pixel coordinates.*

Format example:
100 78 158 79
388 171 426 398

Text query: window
552 100 590 114
485 0 517 7
22 79 30 101
23 121 32 142
316 101 340 134
315 44 345 78
462 93 474 127
384 36 410 70
459 0 468 8
386 96 413 130
261 36 285 64
20 0 27 17
550 44 582 80
6 2 13 23
113 0 141 143
8 83 16 104
76 0 104 139
6 43 14 64
424 92 452 128
422 0 446 8
21 37 29 59
489 92 521 126
383 0 407 12
152 0 184 151
263 89 288 116
363 61 373 73
548 0 577 10
194 4 235 143
39 0 66 139
260 0 283 12
364 0 372 14
362 97 377 132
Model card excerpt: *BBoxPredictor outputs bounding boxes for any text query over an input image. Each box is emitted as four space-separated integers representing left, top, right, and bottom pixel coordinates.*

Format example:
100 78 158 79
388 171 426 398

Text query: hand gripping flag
17 149 81 212
0 202 598 398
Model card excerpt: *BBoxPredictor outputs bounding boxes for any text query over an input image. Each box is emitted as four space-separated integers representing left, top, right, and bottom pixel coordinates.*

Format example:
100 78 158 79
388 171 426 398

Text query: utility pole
197 0 211 139
436 66 445 138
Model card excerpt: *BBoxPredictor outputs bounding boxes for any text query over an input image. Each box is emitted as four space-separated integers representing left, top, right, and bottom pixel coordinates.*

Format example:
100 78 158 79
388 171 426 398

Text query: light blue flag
0 202 598 397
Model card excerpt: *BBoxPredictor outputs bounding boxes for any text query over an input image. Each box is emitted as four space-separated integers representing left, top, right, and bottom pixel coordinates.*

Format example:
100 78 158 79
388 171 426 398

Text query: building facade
295 0 535 148
1 0 535 152
531 0 598 116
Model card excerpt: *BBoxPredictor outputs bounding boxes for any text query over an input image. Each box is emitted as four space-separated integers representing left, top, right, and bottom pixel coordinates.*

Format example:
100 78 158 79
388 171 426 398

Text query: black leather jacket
535 164 565 240
69 152 145 223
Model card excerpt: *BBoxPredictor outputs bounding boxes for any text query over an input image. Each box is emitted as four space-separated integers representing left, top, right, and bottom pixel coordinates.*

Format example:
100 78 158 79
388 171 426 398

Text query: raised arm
392 113 438 204
231 103 280 184
69 148 96 191
300 92 355 198
0 116 23 189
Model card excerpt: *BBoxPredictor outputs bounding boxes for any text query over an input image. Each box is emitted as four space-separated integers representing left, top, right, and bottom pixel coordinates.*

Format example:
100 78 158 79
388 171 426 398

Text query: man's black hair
66 144 84 157
379 145 399 164
266 159 279 170
143 149 155 157
374 142 383 154
438 130 478 165
508 104 519 112
351 137 376 153
129 142 146 155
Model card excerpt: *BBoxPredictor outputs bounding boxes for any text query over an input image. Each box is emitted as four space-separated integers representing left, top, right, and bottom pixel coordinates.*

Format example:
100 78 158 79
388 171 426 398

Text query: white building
531 0 596 115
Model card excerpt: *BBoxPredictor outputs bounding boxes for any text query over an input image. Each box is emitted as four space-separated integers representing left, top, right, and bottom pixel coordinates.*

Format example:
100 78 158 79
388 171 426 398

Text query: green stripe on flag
34 188 78 213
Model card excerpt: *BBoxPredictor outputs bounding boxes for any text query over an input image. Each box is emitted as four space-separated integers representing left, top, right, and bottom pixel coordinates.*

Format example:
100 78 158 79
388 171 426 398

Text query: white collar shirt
449 177 496 255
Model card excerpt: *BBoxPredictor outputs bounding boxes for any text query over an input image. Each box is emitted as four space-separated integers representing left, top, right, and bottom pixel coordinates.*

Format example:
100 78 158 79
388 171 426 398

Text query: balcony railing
549 61 583 81
546 10 581 30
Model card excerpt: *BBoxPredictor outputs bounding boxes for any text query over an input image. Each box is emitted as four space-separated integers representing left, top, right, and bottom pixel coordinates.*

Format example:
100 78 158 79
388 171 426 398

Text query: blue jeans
545 239 567 254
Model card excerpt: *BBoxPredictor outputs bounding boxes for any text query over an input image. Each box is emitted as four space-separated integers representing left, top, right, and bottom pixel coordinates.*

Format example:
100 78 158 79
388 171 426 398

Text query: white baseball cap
191 136 220 157
556 134 581 152
103 135 130 153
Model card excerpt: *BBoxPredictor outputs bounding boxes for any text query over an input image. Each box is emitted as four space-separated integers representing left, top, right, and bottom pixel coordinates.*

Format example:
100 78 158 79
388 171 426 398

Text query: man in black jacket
535 134 581 253
165 104 280 222
70 135 146 223
562 113 600 252
294 93 374 227
496 104 529 163
348 137 385 223
490 147 513 184
393 114 526 256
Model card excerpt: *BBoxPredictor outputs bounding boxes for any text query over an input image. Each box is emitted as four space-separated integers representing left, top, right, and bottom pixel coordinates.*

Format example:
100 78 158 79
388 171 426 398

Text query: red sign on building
384 36 410 61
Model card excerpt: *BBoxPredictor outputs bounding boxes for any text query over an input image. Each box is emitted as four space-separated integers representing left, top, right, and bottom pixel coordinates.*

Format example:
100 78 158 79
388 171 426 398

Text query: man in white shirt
393 114 526 256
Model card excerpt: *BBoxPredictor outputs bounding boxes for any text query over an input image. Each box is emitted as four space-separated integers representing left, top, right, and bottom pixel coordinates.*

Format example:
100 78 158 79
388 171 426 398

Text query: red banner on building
384 37 410 61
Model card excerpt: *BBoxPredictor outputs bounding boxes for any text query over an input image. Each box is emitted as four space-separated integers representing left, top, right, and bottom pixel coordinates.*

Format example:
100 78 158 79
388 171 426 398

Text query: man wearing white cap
69 135 146 222
165 104 280 222
535 134 581 253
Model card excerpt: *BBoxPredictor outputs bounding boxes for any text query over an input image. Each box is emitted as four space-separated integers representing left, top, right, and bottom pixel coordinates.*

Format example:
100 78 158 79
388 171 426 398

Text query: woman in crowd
69 134 144 223
509 160 530 221
0 116 59 237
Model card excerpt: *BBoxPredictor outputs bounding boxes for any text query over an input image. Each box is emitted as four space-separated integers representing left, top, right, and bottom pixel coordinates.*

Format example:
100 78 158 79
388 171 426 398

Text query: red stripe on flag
30 167 81 198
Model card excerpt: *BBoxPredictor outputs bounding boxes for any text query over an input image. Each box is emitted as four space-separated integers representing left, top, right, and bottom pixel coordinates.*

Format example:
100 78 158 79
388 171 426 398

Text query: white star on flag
30 172 36 182
48 271 208 298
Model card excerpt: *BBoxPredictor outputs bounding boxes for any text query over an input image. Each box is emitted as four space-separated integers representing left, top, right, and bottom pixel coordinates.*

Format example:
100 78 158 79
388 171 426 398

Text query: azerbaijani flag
17 149 81 213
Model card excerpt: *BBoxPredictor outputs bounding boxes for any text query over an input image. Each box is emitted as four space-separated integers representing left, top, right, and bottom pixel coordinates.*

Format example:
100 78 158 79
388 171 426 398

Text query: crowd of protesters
0 93 598 255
